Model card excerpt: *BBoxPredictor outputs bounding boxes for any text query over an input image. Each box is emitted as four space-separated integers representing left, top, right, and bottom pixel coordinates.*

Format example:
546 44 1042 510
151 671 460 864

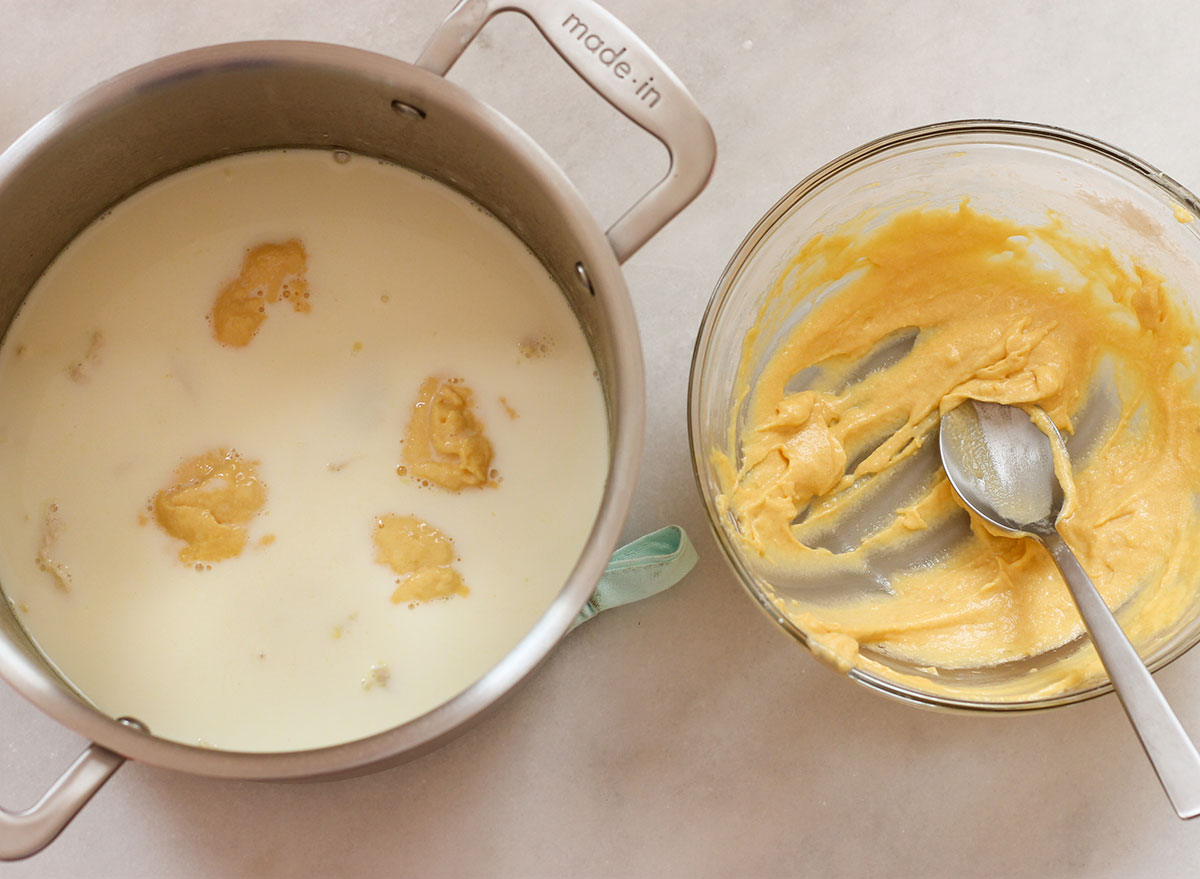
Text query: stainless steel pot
0 0 714 858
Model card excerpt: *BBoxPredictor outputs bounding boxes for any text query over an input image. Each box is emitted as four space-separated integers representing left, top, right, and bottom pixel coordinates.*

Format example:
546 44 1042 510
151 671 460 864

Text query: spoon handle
1043 530 1200 819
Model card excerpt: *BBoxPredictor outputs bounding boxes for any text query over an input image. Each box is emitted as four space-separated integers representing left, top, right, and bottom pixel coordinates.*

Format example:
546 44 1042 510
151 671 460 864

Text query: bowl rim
688 117 1200 714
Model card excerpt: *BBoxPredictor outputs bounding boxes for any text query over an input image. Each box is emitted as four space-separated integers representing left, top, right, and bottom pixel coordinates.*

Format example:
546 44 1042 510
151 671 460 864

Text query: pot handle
0 742 123 860
417 0 716 264
0 717 143 861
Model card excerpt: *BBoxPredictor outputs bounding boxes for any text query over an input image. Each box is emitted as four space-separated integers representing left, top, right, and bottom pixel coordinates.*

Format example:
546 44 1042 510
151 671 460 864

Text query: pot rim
0 38 646 779
688 117 1200 715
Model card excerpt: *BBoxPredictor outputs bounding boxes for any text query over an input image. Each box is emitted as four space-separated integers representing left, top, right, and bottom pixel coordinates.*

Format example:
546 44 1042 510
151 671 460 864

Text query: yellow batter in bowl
713 199 1200 701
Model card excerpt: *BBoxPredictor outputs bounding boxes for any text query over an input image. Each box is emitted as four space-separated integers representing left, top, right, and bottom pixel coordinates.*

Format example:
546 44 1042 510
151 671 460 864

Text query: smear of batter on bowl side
402 377 495 491
373 514 469 605
210 239 310 347
715 202 1200 700
152 449 267 564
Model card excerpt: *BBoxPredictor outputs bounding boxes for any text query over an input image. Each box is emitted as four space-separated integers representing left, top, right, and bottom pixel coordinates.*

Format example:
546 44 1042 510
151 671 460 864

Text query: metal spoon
939 399 1200 819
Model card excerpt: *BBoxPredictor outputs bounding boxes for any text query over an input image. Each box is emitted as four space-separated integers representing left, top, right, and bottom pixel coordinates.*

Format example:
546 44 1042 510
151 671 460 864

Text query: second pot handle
417 0 716 264
0 740 125 860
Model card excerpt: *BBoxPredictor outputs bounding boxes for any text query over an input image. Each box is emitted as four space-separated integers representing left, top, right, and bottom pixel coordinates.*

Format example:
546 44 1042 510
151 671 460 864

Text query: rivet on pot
575 261 594 296
390 99 426 120
117 716 149 734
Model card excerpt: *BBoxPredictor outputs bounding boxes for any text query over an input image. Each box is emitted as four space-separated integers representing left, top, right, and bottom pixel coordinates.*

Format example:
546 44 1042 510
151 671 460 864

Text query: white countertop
3 0 1200 875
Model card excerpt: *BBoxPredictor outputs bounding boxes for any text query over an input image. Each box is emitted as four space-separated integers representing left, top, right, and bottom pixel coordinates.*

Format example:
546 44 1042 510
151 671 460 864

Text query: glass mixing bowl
689 119 1200 712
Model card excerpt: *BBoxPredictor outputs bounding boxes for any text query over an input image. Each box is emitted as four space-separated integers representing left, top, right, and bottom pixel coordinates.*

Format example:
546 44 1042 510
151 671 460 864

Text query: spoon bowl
939 400 1065 536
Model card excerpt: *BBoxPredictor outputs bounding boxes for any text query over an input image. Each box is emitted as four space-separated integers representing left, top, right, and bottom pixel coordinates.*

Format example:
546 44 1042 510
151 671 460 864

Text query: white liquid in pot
0 150 609 751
